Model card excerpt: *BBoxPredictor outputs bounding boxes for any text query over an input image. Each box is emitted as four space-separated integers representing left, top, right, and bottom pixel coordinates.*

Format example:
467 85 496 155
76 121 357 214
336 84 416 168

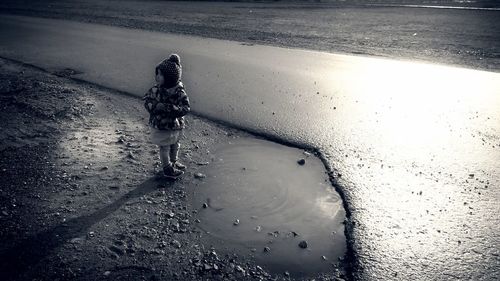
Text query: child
143 54 190 178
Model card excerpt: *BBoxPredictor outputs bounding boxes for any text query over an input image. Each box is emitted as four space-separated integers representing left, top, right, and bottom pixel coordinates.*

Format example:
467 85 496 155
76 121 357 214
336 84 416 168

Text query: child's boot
173 161 186 170
163 163 184 178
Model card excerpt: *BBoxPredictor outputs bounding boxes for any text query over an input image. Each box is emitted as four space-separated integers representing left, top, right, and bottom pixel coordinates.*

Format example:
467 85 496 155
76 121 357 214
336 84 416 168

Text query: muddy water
187 138 345 277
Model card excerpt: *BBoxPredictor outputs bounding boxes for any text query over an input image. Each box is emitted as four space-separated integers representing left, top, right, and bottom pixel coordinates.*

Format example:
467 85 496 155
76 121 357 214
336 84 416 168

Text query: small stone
195 219 201 223
255 225 262 232
233 219 240 226
298 240 308 249
103 271 111 276
263 246 271 253
284 271 290 277
171 240 181 248
194 172 206 179
297 159 306 165
321 255 327 261
235 265 245 273
202 203 208 208
210 250 218 259
127 151 136 159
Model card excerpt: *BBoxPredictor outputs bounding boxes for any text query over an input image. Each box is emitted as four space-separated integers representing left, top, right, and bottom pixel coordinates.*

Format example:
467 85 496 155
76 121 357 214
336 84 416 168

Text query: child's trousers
160 142 180 167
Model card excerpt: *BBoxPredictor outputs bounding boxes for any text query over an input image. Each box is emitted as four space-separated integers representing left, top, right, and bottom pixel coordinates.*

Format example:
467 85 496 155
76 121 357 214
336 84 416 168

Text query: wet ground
0 9 499 281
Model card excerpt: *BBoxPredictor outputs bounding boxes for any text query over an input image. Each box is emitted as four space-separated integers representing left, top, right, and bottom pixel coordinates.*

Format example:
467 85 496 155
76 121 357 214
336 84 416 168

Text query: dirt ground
0 58 347 281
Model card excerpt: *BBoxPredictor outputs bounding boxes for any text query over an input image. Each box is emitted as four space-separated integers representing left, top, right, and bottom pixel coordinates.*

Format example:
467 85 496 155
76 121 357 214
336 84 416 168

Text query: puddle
188 138 346 277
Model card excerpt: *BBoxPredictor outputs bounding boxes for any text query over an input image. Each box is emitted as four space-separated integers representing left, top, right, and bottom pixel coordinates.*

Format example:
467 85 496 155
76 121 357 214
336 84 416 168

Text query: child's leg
159 145 171 168
169 142 179 162
170 142 186 170
161 143 183 177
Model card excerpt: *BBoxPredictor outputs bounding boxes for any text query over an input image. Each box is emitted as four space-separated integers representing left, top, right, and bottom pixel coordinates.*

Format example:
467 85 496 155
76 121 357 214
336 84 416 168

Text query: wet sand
0 58 347 280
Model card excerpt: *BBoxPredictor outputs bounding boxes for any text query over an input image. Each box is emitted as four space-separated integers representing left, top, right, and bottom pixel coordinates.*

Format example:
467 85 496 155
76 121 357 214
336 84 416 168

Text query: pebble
297 158 306 165
202 203 208 208
235 265 245 273
127 151 136 159
263 246 271 253
171 240 181 248
298 240 308 249
194 172 206 179
233 219 240 226
103 271 111 276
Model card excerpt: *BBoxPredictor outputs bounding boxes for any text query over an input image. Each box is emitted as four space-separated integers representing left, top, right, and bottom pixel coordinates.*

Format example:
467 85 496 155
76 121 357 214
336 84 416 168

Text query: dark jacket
143 82 190 130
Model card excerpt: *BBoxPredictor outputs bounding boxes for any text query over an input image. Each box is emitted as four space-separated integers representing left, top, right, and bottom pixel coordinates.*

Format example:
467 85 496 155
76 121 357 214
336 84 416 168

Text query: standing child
143 54 190 178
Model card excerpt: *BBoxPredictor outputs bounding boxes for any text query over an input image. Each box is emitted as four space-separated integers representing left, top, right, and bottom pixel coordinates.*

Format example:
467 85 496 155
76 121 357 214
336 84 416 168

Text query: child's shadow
0 176 175 280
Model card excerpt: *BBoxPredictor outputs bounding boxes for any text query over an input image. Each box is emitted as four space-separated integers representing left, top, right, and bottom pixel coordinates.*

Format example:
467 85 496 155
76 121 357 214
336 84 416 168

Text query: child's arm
170 88 191 118
143 86 158 113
